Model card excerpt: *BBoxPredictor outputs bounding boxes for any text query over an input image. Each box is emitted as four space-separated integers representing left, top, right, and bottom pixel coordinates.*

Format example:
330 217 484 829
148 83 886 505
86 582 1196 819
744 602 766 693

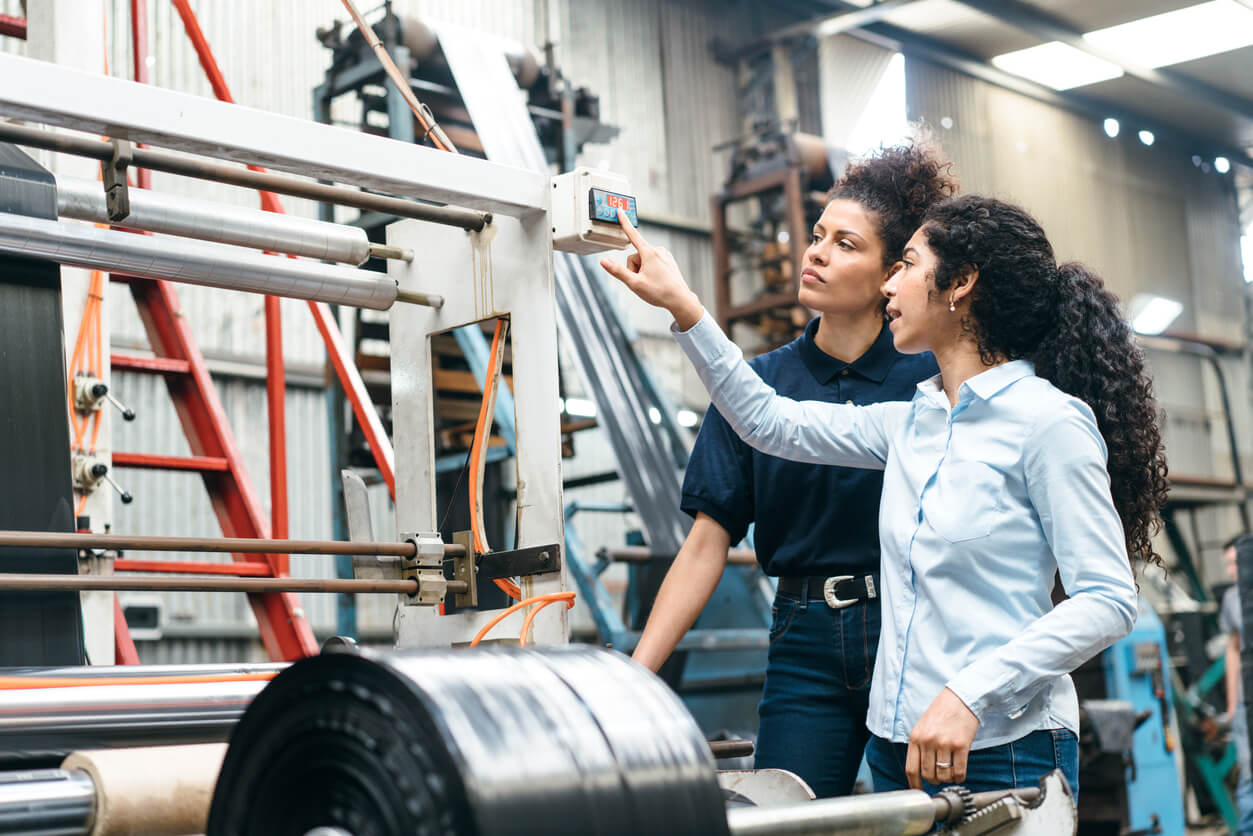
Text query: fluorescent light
1242 234 1253 284
677 409 699 428
648 407 662 425
1215 156 1231 174
1103 118 1120 138
1138 130 1155 146
991 42 1124 90
564 397 596 418
1084 1 1253 69
1128 293 1184 334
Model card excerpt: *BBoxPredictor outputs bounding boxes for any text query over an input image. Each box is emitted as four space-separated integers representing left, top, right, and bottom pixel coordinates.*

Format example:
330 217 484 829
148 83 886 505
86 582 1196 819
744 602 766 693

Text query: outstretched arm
601 211 905 469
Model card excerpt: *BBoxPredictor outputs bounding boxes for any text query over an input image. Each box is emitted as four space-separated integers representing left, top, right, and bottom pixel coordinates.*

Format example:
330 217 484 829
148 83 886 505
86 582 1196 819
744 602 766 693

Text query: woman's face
883 226 948 354
797 199 892 317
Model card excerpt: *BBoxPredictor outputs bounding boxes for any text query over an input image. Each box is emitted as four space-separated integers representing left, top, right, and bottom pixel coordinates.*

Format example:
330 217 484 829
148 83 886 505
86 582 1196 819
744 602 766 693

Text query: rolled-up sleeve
946 406 1138 720
672 312 905 470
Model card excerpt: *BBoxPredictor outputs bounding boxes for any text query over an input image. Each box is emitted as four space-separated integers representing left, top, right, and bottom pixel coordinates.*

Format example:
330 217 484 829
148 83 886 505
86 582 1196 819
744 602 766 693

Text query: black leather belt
777 574 879 609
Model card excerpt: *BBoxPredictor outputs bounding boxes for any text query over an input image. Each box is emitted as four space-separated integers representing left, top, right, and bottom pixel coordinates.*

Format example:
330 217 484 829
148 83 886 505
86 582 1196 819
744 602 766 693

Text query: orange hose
468 592 576 647
467 319 521 601
0 671 278 690
518 595 576 647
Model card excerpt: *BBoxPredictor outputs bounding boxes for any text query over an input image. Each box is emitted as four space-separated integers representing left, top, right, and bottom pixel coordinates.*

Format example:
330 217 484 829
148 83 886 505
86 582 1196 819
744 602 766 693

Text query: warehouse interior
0 0 1251 833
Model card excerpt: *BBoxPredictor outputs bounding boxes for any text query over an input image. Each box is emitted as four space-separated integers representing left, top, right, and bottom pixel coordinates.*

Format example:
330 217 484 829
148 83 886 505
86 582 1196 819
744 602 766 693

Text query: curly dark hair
922 195 1169 570
829 137 958 268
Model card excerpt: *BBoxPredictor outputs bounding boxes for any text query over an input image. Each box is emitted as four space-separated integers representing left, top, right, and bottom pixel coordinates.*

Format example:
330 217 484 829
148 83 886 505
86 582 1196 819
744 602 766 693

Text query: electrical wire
468 592 576 647
469 319 521 601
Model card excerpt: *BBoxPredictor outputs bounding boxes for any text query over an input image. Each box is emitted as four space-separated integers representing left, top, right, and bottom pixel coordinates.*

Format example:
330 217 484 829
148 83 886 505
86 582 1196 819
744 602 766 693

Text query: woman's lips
800 268 824 285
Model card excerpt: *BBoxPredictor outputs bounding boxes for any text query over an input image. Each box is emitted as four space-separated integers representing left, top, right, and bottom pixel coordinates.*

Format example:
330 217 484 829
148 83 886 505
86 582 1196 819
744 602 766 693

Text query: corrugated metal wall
905 57 1250 579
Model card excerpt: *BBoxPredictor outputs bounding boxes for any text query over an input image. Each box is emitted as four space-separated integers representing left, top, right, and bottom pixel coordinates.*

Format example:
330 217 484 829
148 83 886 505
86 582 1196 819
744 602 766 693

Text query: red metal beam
129 0 152 190
265 296 289 575
112 452 229 472
113 595 141 664
115 559 272 576
110 354 192 375
0 15 25 40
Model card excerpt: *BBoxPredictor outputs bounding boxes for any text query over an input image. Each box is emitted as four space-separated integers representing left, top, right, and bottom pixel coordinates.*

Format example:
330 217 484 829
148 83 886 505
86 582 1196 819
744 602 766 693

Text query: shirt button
841 369 849 376
845 399 854 405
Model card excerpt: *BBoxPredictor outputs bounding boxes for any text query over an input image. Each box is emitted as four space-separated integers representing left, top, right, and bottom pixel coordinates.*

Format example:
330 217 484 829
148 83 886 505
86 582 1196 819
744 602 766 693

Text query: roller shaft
725 790 936 835
0 574 470 595
0 530 463 558
0 120 490 231
0 769 94 834
0 213 397 309
55 175 373 264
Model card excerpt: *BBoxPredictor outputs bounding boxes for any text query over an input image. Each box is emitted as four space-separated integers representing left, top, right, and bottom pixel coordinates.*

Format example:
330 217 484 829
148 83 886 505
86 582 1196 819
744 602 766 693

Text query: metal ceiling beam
714 0 920 63
951 0 1253 121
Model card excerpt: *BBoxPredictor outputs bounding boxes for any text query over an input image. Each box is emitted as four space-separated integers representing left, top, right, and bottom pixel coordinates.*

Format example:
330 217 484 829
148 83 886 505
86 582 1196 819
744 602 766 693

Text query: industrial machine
0 15 1081 835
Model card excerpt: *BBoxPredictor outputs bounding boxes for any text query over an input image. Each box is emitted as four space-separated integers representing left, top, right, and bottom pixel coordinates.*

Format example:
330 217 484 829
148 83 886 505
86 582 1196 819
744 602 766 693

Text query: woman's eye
810 234 821 245
838 240 854 251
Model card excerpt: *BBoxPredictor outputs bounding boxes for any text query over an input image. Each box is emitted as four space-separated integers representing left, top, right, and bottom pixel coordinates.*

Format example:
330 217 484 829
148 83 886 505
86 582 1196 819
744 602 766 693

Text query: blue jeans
1233 703 1253 834
865 728 1079 797
754 583 880 798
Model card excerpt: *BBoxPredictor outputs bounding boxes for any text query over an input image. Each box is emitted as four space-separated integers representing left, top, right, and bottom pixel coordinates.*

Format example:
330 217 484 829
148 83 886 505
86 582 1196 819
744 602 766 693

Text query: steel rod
56 174 374 264
395 288 445 307
708 739 754 759
0 769 95 832
0 574 473 595
0 212 399 310
726 790 936 835
0 530 464 558
0 121 490 231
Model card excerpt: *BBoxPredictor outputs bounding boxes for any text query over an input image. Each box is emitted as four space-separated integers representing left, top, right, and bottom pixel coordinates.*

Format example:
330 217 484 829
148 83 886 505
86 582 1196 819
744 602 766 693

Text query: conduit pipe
0 212 405 309
0 530 464 558
55 175 376 265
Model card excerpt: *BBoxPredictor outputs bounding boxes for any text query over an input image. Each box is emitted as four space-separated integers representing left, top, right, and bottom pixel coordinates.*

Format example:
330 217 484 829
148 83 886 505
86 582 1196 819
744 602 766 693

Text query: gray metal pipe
55 175 372 265
0 680 266 766
0 663 286 680
0 769 94 834
725 790 936 835
0 212 398 310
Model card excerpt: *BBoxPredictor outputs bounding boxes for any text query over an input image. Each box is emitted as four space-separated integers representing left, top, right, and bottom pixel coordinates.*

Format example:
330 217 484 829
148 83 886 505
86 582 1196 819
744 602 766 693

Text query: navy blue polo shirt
680 318 938 577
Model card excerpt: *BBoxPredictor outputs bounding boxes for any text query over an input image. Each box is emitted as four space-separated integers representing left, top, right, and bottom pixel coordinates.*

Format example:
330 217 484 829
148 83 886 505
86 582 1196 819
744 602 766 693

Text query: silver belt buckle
823 575 857 609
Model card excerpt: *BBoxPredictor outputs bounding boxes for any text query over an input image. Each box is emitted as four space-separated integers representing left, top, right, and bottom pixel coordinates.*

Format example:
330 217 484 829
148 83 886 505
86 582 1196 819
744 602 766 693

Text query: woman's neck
932 337 1006 406
813 309 884 364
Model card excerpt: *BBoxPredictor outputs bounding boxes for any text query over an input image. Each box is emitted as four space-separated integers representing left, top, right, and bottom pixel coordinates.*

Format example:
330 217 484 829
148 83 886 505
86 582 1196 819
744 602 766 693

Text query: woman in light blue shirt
600 195 1168 795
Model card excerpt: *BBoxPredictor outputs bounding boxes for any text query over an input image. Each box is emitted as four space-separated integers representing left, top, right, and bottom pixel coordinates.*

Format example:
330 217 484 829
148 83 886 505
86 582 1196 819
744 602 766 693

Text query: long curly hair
921 195 1169 569
829 136 958 268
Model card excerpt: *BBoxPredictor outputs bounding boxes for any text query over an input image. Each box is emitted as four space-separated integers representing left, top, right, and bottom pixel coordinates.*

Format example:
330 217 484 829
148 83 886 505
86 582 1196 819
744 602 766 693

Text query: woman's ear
951 265 979 305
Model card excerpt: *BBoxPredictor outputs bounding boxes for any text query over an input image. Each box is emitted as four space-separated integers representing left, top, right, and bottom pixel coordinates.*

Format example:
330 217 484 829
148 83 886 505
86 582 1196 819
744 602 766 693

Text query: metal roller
0 678 267 767
55 176 372 265
0 212 399 310
0 769 95 834
207 646 729 836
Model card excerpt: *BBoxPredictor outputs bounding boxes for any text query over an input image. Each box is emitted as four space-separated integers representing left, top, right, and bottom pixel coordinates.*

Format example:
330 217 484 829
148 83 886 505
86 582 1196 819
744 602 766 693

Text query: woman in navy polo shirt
630 140 956 797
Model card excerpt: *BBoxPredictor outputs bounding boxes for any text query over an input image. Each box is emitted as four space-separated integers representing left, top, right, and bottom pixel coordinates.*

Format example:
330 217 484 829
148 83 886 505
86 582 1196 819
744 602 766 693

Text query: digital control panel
589 188 637 227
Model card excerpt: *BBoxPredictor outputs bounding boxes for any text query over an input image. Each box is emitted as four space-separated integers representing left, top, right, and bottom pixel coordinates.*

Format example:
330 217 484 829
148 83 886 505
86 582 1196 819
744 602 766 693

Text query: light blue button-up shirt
674 312 1138 749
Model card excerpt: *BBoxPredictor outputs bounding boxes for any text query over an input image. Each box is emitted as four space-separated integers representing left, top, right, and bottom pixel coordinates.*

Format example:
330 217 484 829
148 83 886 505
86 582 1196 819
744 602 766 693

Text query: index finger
617 208 649 251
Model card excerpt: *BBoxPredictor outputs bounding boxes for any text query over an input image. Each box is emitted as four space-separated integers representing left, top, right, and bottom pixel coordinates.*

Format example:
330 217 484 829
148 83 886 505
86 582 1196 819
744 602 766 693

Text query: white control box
551 167 638 255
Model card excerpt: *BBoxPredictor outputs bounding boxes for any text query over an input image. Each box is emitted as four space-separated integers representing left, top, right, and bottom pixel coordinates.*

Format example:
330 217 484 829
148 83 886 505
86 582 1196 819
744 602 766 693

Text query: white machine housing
550 167 636 255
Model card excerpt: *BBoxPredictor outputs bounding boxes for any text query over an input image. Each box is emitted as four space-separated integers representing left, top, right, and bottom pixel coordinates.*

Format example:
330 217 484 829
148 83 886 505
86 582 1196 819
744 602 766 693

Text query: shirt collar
914 359 1036 406
799 317 899 385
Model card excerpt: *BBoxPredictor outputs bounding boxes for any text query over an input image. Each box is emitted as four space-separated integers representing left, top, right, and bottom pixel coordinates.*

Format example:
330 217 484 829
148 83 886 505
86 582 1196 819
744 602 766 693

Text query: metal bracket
478 543 561 580
401 531 448 607
103 138 133 222
451 530 477 610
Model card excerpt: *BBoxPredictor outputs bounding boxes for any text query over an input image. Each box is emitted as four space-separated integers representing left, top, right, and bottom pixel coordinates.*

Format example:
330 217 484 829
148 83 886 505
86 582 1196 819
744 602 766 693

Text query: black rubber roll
207 646 728 836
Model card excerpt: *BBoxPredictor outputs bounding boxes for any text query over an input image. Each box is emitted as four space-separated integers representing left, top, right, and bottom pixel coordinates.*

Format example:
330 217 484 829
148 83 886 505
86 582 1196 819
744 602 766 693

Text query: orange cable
0 671 278 690
518 595 576 647
468 592 576 648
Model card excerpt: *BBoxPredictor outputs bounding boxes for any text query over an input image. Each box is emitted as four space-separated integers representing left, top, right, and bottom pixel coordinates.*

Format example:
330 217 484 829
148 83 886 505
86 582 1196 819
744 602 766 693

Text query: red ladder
109 275 318 661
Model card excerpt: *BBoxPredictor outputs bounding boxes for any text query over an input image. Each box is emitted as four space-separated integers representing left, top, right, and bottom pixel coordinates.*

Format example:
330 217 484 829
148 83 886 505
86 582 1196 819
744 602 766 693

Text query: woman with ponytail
601 194 1166 795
